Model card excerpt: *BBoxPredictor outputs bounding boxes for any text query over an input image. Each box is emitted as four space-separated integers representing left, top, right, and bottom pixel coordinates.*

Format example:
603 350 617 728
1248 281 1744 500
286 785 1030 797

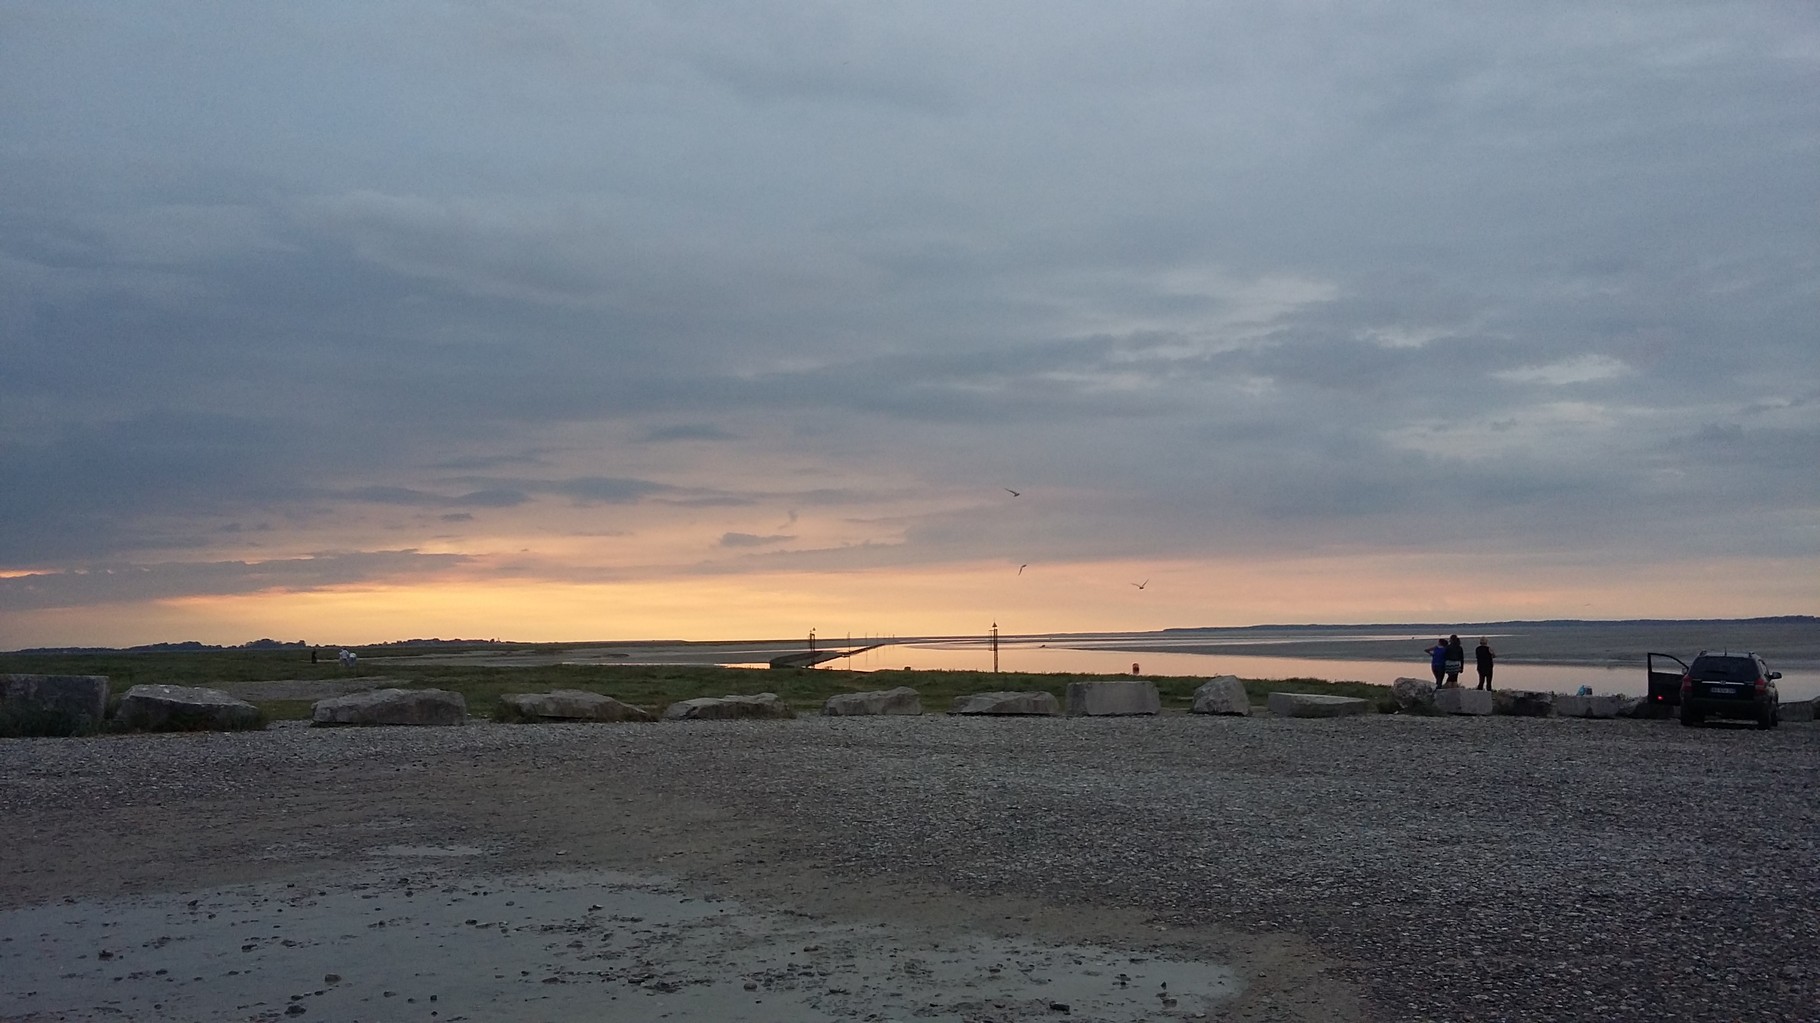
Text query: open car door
1647 652 1689 706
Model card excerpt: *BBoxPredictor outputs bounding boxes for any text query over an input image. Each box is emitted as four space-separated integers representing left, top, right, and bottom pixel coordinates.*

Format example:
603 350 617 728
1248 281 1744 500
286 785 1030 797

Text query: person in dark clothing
1426 638 1449 688
1444 634 1465 688
1475 638 1496 690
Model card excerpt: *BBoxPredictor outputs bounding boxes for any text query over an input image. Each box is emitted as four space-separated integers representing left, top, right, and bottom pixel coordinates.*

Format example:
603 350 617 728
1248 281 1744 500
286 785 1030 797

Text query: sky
2 2 1817 648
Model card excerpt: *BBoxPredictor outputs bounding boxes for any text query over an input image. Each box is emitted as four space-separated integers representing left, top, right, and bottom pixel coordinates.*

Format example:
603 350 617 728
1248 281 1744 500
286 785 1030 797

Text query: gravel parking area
3 713 1815 1022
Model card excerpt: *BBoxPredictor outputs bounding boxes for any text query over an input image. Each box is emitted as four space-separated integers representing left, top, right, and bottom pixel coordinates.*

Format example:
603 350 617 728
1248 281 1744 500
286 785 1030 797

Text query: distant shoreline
12 617 1817 669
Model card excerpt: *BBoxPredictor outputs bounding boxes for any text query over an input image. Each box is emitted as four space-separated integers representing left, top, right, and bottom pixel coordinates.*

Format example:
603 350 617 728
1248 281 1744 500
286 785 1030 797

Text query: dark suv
1679 651 1780 728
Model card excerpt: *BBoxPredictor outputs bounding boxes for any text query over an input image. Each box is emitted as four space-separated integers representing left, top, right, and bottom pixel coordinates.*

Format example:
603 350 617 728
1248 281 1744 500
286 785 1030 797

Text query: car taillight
1680 673 1692 694
1755 675 1767 693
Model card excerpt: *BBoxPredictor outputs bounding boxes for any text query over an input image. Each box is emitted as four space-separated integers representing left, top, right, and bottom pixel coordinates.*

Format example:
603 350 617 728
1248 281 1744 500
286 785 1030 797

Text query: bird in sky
1018 564 1028 575
1004 488 1021 497
1132 579 1149 590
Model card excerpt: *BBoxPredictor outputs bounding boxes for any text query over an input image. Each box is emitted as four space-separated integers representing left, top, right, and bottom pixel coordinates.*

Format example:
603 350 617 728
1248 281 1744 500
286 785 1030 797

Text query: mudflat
3 712 1815 1022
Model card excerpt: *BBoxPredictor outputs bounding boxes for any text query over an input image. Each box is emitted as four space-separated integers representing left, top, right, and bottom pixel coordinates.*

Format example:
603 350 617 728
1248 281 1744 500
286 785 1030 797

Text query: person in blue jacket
1425 637 1449 688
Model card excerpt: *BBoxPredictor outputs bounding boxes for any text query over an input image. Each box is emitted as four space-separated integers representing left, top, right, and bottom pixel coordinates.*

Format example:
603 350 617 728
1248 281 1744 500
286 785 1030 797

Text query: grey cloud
544 477 672 504
640 424 739 443
0 551 473 612
663 496 759 508
719 532 795 548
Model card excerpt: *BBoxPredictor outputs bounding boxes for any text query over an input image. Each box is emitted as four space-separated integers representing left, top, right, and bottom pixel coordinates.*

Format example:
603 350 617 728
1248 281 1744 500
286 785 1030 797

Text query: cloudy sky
3 2 1816 647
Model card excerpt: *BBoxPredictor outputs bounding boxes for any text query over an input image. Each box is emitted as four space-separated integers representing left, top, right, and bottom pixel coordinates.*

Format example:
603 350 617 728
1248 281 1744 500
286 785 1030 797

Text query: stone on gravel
0 674 110 736
1433 688 1493 716
1625 698 1676 719
312 688 468 727
1266 692 1370 718
495 690 654 723
114 685 264 732
1190 676 1251 716
949 691 1061 716
1553 694 1632 719
1065 681 1160 717
1389 677 1438 713
662 693 796 721
1492 690 1555 717
823 687 922 716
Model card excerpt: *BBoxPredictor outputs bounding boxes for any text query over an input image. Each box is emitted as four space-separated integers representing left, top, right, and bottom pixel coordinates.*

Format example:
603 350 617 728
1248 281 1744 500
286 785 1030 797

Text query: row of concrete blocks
0 674 1278 730
11 673 1809 731
0 675 264 734
945 679 1353 718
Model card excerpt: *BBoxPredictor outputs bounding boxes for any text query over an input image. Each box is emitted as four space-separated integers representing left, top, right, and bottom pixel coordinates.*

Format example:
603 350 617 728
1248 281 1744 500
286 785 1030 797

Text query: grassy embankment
0 646 1394 726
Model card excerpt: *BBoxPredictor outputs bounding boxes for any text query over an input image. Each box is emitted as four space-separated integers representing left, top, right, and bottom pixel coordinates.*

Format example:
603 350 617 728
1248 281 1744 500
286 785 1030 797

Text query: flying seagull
1131 579 1149 590
1018 564 1028 575
1004 488 1021 497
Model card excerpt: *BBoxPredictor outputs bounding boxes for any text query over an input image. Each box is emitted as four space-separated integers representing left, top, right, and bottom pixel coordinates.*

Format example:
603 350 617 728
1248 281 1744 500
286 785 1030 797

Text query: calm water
832 640 1820 700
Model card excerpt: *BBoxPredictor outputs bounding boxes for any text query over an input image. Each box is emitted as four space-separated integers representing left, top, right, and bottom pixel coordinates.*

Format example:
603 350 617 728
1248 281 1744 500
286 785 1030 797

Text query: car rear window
1690 656 1759 682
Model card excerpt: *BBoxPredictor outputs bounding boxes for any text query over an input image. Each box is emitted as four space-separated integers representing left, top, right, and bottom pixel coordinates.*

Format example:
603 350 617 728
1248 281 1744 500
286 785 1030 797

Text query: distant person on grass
1445 634 1465 688
1426 638 1449 688
1475 638 1496 691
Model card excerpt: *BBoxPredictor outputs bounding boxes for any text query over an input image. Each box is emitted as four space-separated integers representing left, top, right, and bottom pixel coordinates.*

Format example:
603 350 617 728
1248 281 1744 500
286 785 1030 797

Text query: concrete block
1066 680 1160 716
312 688 469 726
1434 688 1494 716
823 686 922 716
950 691 1061 716
0 674 110 735
1553 694 1626 719
1266 692 1370 718
115 684 263 732
1492 691 1555 717
662 693 795 721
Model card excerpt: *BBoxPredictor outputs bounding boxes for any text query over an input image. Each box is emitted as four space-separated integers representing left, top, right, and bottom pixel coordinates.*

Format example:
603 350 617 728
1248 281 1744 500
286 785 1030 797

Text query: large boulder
1066 680 1160 717
823 686 922 716
1390 677 1438 714
949 691 1061 716
0 674 110 736
1492 690 1556 717
496 690 654 723
312 688 468 726
1266 692 1371 718
1190 675 1251 716
114 685 264 732
662 693 796 721
1434 688 1494 716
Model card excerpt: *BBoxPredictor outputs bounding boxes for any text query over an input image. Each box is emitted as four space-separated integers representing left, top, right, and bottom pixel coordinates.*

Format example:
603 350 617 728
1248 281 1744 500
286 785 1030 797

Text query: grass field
0 646 1393 724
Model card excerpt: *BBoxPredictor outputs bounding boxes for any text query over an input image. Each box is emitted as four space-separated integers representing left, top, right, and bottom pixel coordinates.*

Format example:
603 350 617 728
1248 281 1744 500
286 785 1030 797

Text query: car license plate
1707 686 1735 695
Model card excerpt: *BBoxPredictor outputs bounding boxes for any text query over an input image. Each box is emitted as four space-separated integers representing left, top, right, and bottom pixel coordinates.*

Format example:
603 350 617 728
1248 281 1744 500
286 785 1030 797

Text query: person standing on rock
1444 634 1465 688
1426 638 1449 689
1475 638 1496 691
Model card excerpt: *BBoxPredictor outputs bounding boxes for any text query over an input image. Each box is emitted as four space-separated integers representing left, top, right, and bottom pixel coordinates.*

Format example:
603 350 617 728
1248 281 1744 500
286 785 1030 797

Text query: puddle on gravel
0 870 1236 1022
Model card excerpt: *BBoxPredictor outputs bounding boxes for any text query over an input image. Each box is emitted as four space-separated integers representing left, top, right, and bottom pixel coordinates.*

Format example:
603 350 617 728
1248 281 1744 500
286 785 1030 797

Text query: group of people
1426 634 1495 690
307 647 359 669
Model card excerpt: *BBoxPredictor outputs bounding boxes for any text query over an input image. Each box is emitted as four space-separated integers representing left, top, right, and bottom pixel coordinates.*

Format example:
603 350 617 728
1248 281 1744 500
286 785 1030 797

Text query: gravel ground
3 713 1816 1022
